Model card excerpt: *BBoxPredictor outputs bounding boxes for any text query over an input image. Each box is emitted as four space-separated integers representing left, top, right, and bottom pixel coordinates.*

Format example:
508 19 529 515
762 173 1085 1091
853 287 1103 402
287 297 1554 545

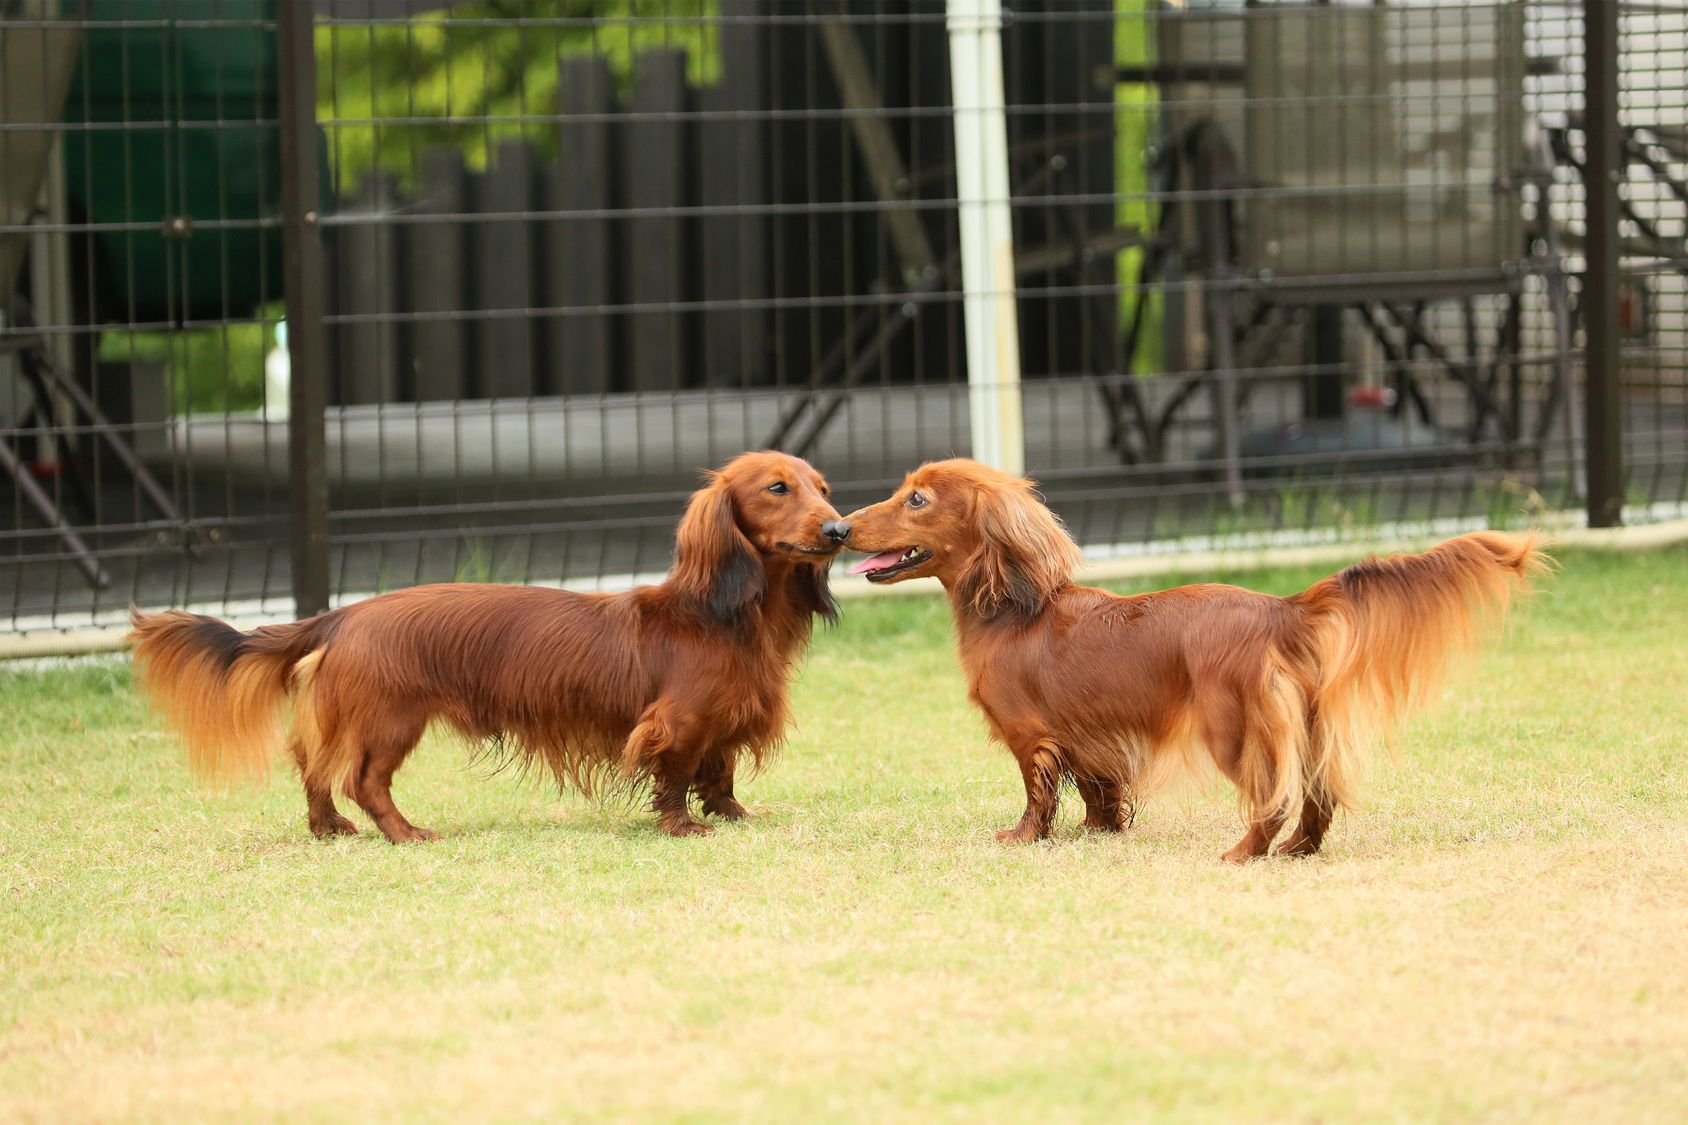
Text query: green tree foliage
315 0 719 192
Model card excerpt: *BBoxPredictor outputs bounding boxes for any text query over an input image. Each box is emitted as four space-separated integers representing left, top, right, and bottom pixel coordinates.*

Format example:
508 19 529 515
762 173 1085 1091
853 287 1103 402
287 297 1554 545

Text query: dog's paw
663 818 714 838
310 813 359 838
387 825 439 844
703 798 749 821
994 824 1043 845
1273 834 1320 858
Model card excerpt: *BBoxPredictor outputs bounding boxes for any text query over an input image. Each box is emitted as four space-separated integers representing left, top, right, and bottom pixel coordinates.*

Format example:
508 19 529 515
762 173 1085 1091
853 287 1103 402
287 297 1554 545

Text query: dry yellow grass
2 546 1685 1122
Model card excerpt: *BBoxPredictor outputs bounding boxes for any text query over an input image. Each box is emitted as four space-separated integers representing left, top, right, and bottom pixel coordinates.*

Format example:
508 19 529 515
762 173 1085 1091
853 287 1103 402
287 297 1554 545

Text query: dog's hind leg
693 750 747 820
1215 749 1288 864
1277 715 1336 856
286 650 355 838
1200 688 1289 864
345 709 434 844
1074 774 1127 832
287 734 357 838
1275 786 1334 857
1220 802 1288 864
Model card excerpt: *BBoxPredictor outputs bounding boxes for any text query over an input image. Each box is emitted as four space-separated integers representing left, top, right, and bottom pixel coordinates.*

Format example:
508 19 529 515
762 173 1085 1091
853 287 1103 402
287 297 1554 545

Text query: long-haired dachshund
129 451 850 842
843 458 1549 861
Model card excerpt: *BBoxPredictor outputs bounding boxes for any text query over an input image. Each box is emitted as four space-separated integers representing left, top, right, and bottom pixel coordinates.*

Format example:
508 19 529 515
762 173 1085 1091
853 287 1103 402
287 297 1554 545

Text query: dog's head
671 451 845 624
842 458 1080 622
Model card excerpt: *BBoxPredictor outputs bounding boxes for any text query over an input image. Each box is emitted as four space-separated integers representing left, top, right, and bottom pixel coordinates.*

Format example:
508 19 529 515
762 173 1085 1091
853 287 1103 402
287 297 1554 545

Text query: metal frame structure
1126 3 1582 501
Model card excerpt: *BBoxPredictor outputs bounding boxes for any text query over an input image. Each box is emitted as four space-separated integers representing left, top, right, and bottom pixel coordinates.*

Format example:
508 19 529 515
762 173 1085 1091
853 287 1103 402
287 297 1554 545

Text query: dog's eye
907 491 927 509
768 481 789 495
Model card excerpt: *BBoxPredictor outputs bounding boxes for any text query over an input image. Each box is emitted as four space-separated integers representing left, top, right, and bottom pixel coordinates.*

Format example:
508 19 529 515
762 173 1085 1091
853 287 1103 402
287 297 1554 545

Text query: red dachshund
129 451 850 842
843 458 1548 861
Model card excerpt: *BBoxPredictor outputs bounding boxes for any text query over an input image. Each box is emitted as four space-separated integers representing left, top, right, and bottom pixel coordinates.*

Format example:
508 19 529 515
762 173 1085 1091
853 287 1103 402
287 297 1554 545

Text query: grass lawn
3 544 1686 1122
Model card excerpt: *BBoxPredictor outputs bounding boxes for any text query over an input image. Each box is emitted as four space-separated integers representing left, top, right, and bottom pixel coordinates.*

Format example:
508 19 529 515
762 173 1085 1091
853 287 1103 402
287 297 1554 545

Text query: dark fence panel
3 2 294 634
3 1 1685 639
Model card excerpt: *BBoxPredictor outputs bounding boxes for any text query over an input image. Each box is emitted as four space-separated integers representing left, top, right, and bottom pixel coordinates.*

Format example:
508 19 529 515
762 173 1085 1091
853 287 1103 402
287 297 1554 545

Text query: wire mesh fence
1 0 1684 639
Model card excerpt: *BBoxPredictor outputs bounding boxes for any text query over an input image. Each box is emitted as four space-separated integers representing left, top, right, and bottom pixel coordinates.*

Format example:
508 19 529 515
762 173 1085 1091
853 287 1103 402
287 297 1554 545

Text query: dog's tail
127 608 337 782
1292 532 1551 812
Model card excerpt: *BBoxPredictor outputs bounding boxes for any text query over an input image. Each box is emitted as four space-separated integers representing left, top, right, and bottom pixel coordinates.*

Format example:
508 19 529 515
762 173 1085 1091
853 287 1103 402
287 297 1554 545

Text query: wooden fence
321 5 1117 405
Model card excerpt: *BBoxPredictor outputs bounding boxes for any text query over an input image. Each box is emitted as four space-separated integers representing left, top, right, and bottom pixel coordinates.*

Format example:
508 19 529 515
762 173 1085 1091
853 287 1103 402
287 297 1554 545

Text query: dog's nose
821 520 852 545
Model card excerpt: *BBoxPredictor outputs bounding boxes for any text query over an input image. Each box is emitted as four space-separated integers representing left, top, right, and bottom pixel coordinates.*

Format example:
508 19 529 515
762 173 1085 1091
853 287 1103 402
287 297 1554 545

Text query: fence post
1582 0 1623 527
948 0 1024 477
277 2 331 615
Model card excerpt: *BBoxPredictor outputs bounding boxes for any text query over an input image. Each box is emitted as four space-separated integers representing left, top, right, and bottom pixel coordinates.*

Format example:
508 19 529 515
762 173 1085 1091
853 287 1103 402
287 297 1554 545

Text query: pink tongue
848 550 905 576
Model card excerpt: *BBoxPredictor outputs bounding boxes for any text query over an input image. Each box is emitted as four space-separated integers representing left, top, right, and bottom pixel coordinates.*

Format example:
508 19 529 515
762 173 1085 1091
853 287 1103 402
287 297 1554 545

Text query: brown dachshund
843 458 1548 861
130 451 850 842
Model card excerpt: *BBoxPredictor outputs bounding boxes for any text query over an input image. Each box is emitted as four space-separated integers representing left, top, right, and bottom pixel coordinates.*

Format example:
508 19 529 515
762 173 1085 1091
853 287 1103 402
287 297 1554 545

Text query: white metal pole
947 0 1024 476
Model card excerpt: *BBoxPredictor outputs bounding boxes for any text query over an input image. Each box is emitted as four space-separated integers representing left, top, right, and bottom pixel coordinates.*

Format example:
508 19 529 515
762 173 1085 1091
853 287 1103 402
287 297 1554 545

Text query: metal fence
2 0 1684 638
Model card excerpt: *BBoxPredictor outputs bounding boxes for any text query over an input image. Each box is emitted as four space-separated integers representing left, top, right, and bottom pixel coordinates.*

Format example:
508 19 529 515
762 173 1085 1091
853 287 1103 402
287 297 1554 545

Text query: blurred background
1 0 1683 636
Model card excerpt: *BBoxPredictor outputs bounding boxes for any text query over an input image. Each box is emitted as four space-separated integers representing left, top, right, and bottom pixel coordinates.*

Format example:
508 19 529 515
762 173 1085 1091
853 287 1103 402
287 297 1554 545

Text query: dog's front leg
996 741 1061 844
694 750 748 820
1075 774 1128 832
622 705 713 837
651 752 711 837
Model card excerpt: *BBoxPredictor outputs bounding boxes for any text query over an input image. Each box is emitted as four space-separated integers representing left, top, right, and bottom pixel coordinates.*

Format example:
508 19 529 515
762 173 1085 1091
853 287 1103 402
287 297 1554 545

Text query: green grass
3 545 1686 1122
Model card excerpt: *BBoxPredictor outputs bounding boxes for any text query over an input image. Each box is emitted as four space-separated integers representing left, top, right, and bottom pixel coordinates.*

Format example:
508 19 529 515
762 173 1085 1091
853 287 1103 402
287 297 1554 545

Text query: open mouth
847 546 932 582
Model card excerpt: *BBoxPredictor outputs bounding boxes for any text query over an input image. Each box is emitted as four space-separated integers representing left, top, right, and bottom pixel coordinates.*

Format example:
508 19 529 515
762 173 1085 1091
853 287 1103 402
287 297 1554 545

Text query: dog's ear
959 479 1081 622
790 560 838 623
672 477 766 624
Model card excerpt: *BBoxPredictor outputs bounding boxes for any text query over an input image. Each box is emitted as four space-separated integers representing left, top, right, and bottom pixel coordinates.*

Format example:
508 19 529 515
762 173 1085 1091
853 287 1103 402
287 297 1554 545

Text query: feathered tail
127 608 334 782
1292 532 1552 812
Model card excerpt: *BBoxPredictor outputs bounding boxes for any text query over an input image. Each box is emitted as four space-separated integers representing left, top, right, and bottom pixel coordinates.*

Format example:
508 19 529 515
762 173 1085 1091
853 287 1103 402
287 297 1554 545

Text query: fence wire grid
1 0 1684 637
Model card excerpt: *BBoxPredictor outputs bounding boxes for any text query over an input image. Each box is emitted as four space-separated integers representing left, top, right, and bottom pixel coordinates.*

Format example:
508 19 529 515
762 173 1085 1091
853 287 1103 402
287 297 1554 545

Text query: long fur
843 459 1551 858
128 610 334 783
129 451 843 841
1293 531 1552 812
954 474 1083 623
